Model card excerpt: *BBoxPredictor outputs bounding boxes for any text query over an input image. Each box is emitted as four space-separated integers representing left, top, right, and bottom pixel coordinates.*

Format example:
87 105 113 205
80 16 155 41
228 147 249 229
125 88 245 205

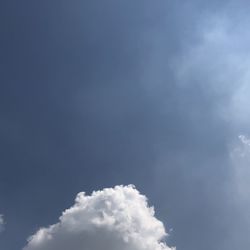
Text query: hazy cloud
231 134 250 194
239 135 250 147
230 134 250 160
173 11 250 127
24 185 173 250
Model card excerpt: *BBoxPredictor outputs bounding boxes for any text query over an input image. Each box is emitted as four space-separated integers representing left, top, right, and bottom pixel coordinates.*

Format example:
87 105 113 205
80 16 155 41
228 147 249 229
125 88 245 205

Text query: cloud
0 214 5 233
239 135 250 147
229 134 250 211
172 11 250 127
230 135 250 159
23 185 174 250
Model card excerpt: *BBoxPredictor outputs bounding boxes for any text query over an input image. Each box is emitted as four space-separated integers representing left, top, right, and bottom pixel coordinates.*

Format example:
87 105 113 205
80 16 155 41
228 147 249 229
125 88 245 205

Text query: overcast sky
1 1 250 250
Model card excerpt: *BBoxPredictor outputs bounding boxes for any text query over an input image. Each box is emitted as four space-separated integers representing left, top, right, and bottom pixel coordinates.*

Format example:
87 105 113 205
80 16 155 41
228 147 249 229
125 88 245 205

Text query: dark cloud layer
1 1 250 250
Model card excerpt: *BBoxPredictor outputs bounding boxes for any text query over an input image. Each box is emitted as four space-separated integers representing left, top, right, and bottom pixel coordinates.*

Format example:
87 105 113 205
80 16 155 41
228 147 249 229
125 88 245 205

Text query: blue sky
1 1 250 249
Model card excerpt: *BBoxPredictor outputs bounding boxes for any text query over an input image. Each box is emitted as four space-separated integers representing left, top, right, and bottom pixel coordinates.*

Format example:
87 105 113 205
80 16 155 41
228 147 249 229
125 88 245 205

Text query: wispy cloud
230 134 250 203
173 12 250 127
239 135 250 147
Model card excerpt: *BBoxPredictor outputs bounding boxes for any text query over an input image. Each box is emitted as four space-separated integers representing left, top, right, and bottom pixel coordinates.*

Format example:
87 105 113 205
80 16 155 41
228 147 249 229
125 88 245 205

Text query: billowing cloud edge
23 185 174 250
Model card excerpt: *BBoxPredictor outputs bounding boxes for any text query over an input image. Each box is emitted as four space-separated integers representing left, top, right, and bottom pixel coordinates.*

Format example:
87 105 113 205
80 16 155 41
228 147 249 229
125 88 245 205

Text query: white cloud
0 214 5 233
23 185 174 250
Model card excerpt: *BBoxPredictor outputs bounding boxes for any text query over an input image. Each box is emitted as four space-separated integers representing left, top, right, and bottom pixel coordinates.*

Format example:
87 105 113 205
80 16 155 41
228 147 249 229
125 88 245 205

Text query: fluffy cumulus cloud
0 214 4 233
23 185 174 250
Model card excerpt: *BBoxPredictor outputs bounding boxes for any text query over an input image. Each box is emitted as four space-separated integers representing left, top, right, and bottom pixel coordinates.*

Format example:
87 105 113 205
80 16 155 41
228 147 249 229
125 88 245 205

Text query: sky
1 0 250 249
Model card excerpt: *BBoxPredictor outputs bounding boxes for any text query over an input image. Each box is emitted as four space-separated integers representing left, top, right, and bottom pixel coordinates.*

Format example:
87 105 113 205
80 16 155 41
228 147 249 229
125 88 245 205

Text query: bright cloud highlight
24 185 174 250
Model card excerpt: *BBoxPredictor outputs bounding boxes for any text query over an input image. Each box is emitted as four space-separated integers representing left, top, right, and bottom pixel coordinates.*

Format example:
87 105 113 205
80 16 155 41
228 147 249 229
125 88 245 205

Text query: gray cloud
0 215 5 233
24 185 173 250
